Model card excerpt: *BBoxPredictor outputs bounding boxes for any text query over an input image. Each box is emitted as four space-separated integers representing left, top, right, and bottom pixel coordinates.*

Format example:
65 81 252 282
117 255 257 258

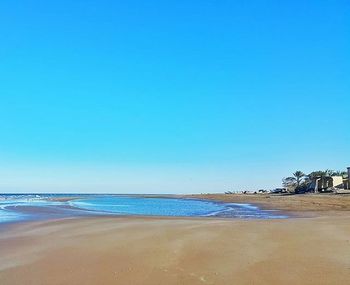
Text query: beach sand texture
1 213 350 285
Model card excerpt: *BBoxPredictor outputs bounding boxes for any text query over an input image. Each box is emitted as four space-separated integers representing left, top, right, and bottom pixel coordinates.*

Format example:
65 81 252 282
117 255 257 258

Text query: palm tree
293 171 306 187
330 170 347 177
283 171 306 192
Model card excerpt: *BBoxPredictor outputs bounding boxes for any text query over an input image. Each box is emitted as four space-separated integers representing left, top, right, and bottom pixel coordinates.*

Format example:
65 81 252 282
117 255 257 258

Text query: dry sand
1 195 350 285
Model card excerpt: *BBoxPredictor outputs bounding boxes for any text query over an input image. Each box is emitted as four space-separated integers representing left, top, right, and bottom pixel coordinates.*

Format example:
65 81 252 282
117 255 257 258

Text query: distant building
344 167 350 190
311 176 343 192
311 167 350 192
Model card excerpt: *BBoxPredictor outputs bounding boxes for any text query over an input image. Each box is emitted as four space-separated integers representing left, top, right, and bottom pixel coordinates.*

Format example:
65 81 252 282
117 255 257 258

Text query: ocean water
0 195 66 223
0 194 288 224
70 196 228 217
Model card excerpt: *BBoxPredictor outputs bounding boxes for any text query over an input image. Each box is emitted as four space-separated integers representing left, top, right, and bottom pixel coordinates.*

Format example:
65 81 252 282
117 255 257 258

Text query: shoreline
4 191 349 213
2 192 349 229
48 192 350 211
0 201 290 230
41 192 350 221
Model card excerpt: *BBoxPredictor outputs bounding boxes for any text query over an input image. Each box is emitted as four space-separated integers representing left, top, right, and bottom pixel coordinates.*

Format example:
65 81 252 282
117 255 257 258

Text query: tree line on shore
283 170 348 194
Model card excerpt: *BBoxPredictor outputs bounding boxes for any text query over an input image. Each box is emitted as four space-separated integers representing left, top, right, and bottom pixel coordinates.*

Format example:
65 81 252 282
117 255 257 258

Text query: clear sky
0 0 349 193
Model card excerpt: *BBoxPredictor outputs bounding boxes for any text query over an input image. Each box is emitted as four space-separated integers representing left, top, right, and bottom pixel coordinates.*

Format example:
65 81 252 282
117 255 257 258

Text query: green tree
282 171 306 192
330 170 347 177
293 171 306 187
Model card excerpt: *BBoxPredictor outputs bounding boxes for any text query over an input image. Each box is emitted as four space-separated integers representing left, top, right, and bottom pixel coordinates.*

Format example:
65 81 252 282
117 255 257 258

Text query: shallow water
0 195 68 223
0 194 288 224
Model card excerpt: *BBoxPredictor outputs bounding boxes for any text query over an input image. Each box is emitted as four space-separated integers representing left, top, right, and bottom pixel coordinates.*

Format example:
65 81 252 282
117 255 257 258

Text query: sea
0 194 288 224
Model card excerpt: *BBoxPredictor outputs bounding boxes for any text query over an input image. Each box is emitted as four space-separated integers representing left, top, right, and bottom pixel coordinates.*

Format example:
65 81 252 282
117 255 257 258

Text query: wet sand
1 194 350 285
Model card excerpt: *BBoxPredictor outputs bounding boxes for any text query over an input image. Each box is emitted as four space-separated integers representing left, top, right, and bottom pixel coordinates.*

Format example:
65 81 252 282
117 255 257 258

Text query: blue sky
0 0 349 193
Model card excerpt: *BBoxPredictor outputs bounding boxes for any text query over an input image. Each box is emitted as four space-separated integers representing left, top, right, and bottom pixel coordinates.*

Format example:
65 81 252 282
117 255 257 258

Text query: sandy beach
0 194 350 285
